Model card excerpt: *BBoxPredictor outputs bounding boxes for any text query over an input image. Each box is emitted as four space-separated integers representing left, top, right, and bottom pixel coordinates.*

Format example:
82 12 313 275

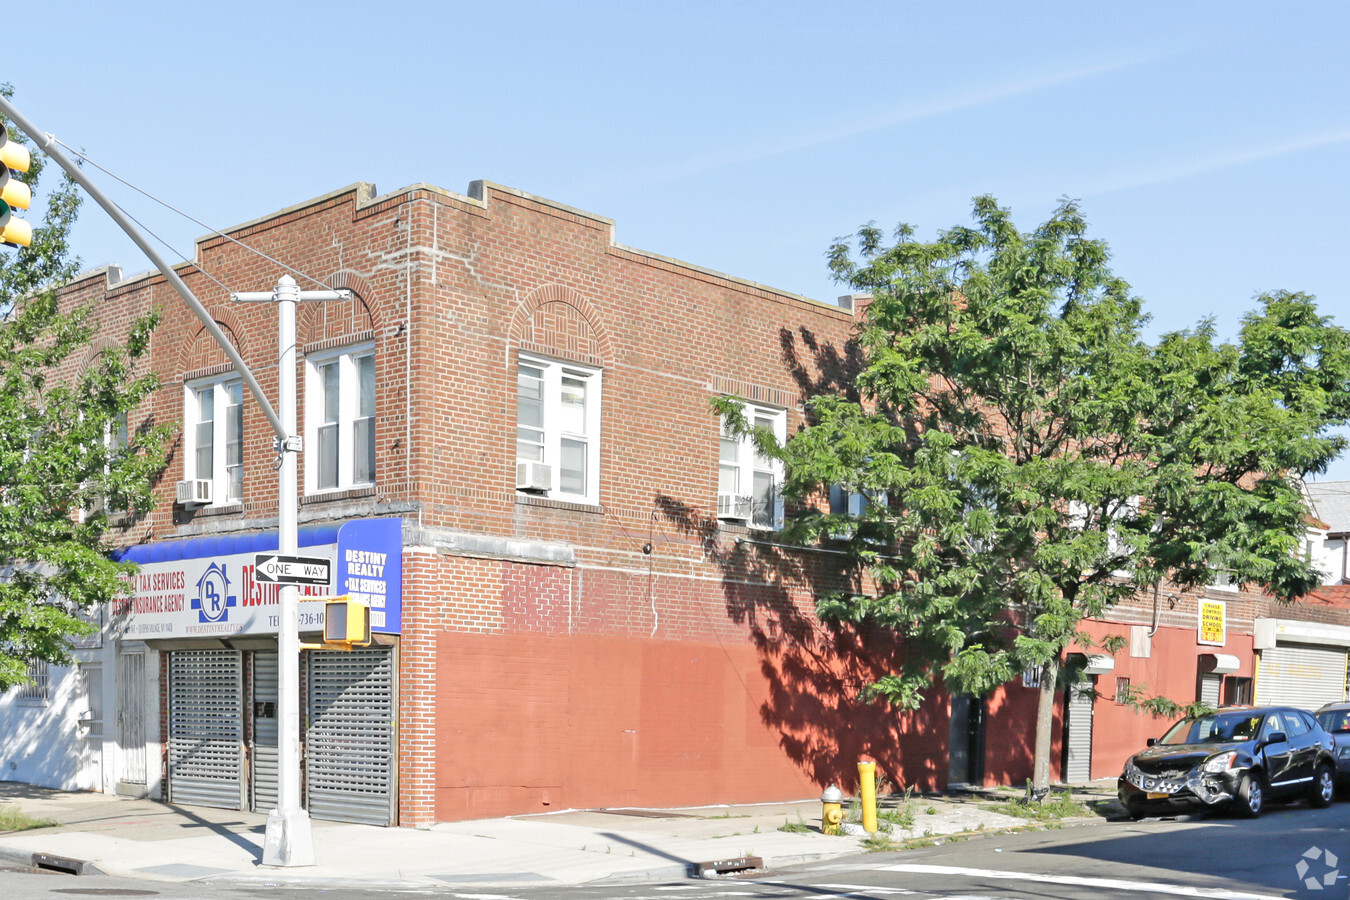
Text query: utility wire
51 139 335 292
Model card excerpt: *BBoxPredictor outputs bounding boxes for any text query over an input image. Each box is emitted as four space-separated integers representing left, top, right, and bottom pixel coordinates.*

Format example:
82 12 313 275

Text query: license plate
1147 792 1169 799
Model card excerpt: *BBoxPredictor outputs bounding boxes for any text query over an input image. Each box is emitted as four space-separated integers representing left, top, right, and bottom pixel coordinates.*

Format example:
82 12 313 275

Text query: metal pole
234 276 345 868
0 93 287 440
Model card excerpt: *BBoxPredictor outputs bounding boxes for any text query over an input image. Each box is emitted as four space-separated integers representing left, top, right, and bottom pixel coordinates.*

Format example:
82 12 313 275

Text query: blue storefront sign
111 517 404 639
337 518 402 633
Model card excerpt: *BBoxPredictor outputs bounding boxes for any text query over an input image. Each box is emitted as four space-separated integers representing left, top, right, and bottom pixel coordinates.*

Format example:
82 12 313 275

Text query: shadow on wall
655 493 945 794
663 323 948 793
0 664 93 791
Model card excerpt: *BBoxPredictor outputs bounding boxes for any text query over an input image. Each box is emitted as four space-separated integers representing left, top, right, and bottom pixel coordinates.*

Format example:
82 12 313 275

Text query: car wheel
1236 772 1265 818
1311 763 1336 808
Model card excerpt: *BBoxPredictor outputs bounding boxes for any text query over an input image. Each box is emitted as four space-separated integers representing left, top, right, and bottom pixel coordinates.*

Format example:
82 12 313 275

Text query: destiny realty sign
112 518 403 639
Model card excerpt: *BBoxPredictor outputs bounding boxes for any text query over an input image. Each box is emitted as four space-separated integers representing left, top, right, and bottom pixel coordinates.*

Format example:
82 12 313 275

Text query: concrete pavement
0 781 1119 890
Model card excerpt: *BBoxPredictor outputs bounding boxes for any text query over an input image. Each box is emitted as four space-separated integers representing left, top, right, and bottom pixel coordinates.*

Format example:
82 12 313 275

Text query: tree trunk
1032 655 1060 796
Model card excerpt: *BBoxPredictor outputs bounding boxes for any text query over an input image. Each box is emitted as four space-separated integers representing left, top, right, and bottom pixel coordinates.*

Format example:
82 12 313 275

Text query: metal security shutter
168 649 243 809
1200 674 1222 708
306 646 395 825
1063 682 1094 783
251 651 279 812
1256 644 1349 709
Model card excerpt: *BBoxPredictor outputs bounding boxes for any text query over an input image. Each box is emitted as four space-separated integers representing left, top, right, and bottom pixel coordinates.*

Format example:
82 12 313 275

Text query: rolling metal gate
251 651 279 812
1256 643 1349 709
168 649 243 809
1063 682 1094 783
1199 674 1222 708
306 646 395 825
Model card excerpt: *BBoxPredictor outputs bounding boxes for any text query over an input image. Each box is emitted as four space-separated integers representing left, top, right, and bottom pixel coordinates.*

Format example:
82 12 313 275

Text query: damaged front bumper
1119 761 1239 810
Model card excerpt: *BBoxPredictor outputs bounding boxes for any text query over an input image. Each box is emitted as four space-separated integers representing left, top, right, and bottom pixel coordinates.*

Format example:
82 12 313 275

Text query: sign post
234 277 346 867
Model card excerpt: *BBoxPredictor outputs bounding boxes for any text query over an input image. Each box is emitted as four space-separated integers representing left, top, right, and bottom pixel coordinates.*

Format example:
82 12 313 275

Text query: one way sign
253 554 332 586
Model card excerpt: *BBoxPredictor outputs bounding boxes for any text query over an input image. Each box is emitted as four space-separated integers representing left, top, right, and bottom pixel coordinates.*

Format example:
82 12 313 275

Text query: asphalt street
3 798 1347 900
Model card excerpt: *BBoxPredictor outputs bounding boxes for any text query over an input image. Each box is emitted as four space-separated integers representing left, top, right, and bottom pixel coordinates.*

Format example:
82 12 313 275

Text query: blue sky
13 1 1350 477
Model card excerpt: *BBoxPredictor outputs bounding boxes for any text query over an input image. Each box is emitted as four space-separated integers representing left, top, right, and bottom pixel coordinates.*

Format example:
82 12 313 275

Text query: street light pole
233 276 346 867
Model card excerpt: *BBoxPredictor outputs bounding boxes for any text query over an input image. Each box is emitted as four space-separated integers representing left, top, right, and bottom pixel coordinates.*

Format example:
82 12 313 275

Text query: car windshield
1158 711 1264 745
1317 709 1350 733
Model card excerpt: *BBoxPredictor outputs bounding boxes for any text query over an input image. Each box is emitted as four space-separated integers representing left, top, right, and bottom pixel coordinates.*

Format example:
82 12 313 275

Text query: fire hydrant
821 784 844 835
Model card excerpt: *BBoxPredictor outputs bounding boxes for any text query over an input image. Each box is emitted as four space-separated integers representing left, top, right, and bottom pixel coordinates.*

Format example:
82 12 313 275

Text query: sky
11 1 1350 478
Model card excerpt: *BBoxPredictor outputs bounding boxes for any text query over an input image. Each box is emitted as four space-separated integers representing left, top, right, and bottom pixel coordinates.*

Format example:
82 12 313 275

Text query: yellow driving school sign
1198 598 1226 646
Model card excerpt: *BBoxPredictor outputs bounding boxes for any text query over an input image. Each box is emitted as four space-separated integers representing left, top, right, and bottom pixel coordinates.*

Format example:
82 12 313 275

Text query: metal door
306 646 395 825
76 663 104 792
1256 644 1348 709
947 695 972 786
168 649 244 809
250 651 279 812
1064 681 1094 783
116 651 147 790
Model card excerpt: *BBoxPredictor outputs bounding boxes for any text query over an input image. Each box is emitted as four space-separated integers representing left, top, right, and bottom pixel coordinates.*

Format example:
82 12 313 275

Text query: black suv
1118 706 1337 819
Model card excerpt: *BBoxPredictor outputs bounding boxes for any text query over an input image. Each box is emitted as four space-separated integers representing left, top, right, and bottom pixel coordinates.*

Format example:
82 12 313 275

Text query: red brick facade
66 178 1350 824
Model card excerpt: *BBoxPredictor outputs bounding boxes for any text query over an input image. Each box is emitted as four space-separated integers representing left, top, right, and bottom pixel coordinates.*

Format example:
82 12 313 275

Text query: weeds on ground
978 792 1092 821
778 811 811 834
847 785 918 835
0 805 54 833
861 833 900 852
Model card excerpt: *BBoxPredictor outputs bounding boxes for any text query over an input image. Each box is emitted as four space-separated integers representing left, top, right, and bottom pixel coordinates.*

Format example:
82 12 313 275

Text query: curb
0 844 103 876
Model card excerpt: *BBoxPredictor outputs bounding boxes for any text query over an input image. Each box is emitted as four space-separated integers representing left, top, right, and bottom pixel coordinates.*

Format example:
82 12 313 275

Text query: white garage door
1256 643 1348 710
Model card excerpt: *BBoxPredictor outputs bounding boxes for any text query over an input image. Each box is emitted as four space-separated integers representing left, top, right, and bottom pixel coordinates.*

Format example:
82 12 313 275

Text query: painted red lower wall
1077 618 1255 782
432 631 950 821
981 681 1065 788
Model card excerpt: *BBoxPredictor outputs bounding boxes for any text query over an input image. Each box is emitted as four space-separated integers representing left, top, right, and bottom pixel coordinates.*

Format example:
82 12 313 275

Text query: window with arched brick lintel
511 284 610 368
297 273 378 348
510 286 608 505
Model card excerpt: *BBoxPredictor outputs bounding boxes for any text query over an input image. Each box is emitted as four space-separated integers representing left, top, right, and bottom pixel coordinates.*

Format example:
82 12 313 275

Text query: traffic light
322 595 370 649
0 128 31 248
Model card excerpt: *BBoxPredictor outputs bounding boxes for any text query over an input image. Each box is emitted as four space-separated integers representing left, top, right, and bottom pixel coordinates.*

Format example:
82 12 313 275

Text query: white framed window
80 411 129 522
17 658 50 705
305 344 376 493
515 354 602 504
183 376 243 505
717 401 785 530
827 485 888 541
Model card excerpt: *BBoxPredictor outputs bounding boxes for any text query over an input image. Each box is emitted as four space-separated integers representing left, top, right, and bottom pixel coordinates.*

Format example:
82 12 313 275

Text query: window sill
717 518 783 534
303 486 377 505
514 493 602 514
180 502 244 517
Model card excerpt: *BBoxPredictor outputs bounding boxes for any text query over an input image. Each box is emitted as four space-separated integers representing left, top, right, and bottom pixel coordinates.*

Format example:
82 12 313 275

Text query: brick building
5 178 1341 823
27 179 924 825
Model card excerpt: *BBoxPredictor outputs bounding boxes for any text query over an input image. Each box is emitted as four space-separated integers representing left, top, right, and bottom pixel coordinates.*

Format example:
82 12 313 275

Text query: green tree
750 196 1350 793
0 96 169 691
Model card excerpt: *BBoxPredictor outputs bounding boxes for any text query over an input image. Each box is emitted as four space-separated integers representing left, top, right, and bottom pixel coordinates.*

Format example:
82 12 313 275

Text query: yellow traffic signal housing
0 128 31 248
323 595 370 648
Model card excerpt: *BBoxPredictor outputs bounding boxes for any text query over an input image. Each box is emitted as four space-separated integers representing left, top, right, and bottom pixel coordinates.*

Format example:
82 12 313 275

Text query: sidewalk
0 781 1119 889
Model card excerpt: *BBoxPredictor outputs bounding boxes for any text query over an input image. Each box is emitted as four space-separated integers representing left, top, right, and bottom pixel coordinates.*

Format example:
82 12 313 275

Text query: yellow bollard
821 785 844 835
858 760 877 834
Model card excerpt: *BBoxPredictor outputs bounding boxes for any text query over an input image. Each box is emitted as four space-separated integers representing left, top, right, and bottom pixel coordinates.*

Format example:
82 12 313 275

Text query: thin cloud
570 59 1143 196
1082 126 1350 196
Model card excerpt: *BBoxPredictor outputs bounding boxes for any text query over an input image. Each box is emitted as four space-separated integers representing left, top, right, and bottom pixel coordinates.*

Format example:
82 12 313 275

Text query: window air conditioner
717 492 752 521
176 478 213 507
516 461 552 492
